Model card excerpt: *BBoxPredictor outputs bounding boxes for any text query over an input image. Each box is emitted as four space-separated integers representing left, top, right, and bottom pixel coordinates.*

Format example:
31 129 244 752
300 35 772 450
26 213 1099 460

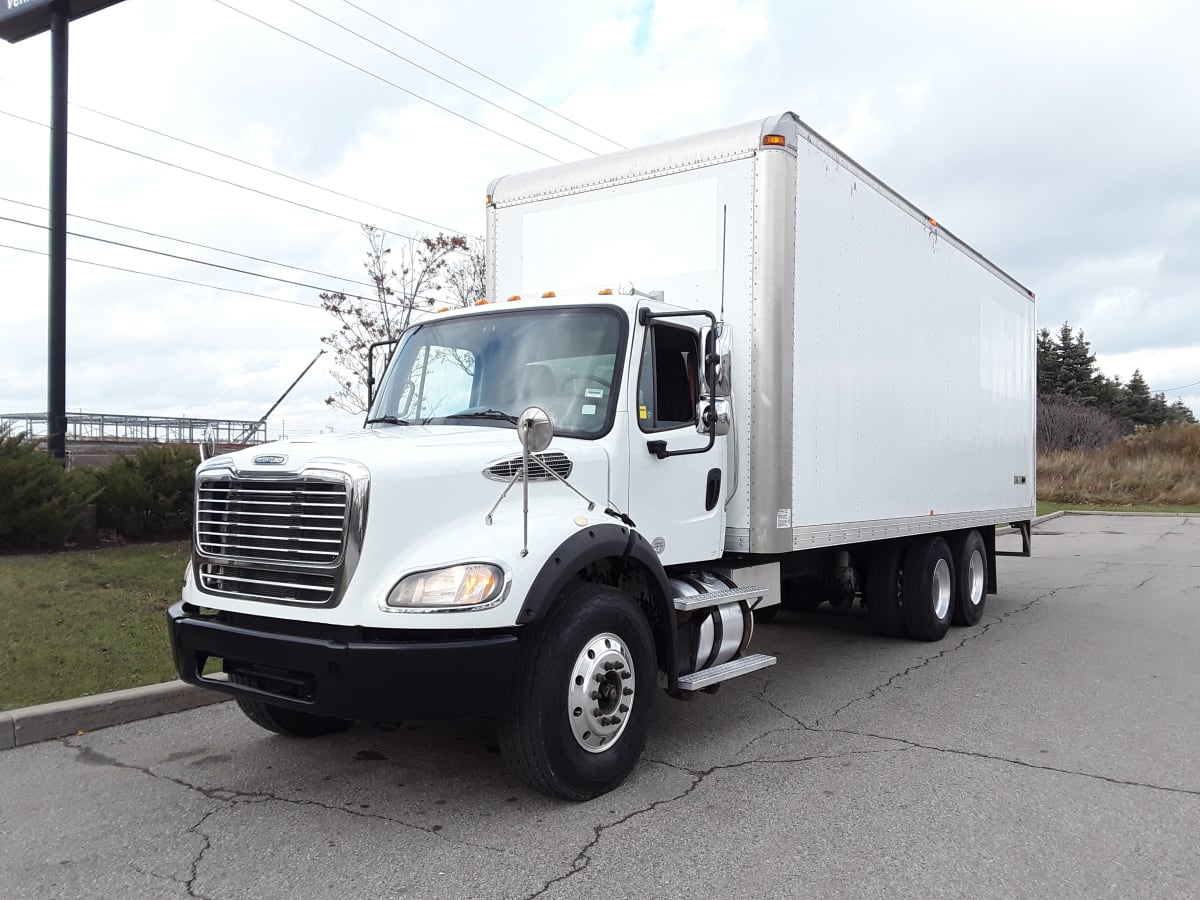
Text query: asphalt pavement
1 514 1197 899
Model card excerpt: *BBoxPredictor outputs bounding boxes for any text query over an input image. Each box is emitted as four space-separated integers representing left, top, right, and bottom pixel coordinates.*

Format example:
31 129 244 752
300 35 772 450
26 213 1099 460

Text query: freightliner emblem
254 455 288 465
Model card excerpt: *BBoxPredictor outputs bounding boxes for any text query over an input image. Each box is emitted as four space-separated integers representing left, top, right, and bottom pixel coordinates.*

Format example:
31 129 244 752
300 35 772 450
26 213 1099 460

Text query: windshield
368 306 626 438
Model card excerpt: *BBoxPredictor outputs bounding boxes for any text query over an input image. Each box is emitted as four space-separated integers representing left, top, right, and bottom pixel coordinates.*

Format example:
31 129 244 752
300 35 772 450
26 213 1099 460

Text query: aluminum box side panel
789 136 1036 533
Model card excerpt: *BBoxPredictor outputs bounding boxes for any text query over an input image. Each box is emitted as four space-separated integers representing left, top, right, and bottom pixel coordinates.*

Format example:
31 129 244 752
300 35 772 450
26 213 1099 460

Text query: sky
1 0 1198 439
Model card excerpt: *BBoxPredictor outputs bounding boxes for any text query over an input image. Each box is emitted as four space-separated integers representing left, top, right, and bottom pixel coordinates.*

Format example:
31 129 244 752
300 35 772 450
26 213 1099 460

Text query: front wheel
230 674 352 737
498 582 656 800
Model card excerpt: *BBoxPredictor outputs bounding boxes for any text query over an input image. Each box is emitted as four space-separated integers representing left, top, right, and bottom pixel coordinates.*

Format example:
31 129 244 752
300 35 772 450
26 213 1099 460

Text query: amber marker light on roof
475 298 489 305
507 294 522 302
436 307 450 313
928 217 938 228
542 291 557 298
598 288 613 295
762 134 787 146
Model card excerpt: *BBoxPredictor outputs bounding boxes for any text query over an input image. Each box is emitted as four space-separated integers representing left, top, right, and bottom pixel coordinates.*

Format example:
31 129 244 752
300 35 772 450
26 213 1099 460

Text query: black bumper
167 602 520 721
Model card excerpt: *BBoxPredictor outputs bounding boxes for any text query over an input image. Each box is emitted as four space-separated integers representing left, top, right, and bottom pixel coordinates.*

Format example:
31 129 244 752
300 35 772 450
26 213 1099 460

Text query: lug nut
623 687 633 696
613 661 624 670
603 662 614 671
592 707 602 717
620 671 631 680
611 716 622 725
619 704 629 713
590 690 600 700
595 673 605 682
600 716 611 726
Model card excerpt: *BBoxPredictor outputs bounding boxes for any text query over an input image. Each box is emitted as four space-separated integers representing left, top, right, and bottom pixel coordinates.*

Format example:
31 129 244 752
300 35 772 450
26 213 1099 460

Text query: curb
0 680 230 751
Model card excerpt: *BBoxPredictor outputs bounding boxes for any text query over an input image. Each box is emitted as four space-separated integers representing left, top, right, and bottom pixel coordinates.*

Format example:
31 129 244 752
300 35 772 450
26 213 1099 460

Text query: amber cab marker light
436 306 450 313
928 217 938 228
475 298 489 306
598 288 613 295
762 134 787 146
507 294 522 302
542 291 557 298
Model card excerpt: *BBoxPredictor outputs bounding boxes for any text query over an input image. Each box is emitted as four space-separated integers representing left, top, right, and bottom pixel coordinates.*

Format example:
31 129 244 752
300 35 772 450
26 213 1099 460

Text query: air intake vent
484 451 572 482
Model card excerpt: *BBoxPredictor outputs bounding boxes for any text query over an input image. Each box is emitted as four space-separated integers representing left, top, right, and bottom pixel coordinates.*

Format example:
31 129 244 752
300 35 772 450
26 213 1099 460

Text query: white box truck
169 112 1036 799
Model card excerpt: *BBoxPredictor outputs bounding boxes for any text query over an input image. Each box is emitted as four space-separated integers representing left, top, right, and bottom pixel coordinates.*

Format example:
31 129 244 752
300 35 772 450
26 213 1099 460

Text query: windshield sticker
584 388 604 398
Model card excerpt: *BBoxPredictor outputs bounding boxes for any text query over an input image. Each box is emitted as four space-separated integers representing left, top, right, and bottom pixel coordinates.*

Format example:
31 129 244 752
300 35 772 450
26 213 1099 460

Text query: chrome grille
196 475 348 564
484 451 572 482
195 473 351 605
198 564 337 605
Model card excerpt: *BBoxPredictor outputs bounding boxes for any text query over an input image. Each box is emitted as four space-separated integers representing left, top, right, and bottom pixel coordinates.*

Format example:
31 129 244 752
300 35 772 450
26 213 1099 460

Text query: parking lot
2 514 1198 899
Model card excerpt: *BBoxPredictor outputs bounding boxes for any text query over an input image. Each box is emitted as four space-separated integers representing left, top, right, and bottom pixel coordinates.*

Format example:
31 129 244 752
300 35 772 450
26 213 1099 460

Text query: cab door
624 307 726 565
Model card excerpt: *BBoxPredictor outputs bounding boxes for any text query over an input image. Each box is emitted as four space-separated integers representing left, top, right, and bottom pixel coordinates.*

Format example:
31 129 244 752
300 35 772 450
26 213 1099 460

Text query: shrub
1037 396 1123 453
0 426 100 550
95 444 199 539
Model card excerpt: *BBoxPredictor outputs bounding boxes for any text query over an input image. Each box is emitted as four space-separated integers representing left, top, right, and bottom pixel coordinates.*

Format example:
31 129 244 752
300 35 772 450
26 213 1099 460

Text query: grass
1037 499 1200 516
1038 423 1200 510
0 541 188 711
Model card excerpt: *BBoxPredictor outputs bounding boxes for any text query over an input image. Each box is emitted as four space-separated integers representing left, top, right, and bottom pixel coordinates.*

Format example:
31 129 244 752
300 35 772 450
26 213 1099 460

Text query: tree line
1037 323 1195 452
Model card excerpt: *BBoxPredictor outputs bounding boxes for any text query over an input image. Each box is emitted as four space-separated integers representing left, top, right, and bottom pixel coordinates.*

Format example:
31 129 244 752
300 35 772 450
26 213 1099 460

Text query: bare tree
320 226 473 414
445 236 487 307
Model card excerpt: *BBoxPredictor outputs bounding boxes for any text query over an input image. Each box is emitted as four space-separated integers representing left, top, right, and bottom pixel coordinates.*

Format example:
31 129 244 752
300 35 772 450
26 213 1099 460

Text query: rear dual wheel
866 530 988 641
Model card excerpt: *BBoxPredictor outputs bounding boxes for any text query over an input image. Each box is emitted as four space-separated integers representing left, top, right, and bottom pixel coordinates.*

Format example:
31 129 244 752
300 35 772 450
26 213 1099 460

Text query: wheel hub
931 558 952 620
568 633 635 753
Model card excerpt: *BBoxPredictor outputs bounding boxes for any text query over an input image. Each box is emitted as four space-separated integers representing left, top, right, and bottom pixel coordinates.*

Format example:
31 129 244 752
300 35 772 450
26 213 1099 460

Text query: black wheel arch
519 524 678 689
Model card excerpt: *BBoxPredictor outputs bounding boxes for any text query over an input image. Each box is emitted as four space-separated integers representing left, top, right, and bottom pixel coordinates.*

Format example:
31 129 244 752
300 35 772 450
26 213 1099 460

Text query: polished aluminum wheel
567 632 635 753
931 558 952 620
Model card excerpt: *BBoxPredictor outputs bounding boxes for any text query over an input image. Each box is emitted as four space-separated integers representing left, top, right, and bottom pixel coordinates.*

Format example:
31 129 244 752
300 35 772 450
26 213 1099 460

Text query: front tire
498 582 656 800
230 674 352 737
900 536 955 642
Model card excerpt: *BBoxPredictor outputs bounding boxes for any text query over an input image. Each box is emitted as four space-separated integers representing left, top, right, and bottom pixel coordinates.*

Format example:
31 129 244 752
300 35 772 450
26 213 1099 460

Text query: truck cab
169 289 769 800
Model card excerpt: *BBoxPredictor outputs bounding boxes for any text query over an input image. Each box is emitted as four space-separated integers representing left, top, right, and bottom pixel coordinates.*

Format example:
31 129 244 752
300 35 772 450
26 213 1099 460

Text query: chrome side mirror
517 406 553 453
200 424 217 461
696 397 731 436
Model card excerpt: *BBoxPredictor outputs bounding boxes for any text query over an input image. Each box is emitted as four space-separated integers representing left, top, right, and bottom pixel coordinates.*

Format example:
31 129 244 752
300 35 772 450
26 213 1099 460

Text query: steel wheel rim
931 558 952 620
967 549 985 608
568 632 635 753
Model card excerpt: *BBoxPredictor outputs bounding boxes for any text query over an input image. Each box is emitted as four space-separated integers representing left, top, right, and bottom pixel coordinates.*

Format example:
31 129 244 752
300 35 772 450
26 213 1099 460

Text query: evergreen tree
1055 323 1098 402
1120 370 1154 427
1036 328 1058 397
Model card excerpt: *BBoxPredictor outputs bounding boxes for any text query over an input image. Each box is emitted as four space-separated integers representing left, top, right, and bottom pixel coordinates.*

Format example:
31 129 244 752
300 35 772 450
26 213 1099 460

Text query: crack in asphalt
184 808 219 900
521 745 912 900
736 583 1200 800
60 738 509 895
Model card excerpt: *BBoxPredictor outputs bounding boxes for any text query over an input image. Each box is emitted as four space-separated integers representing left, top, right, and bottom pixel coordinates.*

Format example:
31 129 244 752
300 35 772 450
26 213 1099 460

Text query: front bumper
167 602 520 721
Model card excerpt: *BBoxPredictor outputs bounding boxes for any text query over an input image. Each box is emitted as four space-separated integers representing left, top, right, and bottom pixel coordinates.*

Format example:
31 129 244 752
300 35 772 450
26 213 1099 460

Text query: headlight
384 563 507 610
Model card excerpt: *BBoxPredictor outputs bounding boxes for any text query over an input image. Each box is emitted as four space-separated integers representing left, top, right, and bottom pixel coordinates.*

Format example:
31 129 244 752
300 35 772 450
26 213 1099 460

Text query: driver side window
637 323 699 432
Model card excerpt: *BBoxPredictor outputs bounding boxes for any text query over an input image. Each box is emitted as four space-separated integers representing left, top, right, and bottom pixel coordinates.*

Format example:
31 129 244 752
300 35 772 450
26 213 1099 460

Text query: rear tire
865 541 907 638
230 674 352 737
950 530 988 626
499 582 656 800
900 536 955 642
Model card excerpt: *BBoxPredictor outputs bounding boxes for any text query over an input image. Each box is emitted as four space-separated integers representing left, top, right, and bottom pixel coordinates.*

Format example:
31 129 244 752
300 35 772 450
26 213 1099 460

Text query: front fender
518 523 679 688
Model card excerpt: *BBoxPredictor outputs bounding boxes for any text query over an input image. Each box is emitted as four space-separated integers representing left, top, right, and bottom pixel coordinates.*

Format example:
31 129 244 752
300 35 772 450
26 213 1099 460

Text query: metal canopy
0 0 124 43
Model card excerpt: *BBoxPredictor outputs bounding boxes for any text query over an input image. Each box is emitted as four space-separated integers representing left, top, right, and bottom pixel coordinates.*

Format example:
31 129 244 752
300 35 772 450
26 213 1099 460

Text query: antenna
719 204 728 322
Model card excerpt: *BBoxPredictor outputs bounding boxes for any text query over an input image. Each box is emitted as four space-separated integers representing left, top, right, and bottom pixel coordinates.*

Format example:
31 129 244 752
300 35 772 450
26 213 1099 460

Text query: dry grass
1038 424 1200 506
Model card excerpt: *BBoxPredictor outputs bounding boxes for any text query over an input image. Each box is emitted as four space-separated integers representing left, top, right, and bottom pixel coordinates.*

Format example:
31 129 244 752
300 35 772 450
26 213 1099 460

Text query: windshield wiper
364 415 412 426
446 409 518 424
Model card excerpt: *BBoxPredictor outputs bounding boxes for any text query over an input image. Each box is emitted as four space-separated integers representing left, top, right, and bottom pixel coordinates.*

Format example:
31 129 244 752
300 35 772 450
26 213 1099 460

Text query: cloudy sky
1 0 1197 439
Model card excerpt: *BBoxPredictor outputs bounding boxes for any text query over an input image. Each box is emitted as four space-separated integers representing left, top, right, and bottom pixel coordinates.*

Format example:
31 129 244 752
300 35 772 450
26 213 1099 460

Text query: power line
66 100 472 238
210 0 563 164
338 0 627 152
0 241 323 311
1161 379 1200 393
0 213 381 302
0 108 426 243
0 196 379 292
284 0 604 157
